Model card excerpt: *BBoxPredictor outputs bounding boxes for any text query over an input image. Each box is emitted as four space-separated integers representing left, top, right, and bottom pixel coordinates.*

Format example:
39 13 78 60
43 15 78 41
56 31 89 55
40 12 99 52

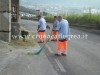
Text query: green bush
45 15 54 23
45 13 100 30
66 14 79 24
95 14 100 29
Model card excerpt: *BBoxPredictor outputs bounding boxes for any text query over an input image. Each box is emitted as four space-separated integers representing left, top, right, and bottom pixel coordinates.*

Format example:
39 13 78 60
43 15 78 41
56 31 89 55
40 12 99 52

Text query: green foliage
45 13 100 29
66 14 79 24
45 14 54 22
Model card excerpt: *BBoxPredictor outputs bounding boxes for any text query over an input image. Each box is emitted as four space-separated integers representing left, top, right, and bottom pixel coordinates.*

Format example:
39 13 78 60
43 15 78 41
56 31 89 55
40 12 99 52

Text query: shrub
45 13 100 30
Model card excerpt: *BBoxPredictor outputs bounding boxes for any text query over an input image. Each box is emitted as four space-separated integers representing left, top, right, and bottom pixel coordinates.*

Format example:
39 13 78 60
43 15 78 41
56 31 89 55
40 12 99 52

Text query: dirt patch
9 26 35 47
9 34 35 47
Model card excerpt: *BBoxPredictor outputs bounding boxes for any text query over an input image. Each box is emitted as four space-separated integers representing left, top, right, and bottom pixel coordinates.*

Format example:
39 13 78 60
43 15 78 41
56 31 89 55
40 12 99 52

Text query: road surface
20 19 100 75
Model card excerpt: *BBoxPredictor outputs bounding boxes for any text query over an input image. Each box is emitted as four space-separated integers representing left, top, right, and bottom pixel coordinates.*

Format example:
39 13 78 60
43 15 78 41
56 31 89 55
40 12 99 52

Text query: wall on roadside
0 0 11 42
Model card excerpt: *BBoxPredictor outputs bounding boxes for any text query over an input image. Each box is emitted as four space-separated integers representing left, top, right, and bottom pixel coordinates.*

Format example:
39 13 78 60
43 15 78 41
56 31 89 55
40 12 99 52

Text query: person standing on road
51 16 59 41
56 16 70 56
37 15 46 43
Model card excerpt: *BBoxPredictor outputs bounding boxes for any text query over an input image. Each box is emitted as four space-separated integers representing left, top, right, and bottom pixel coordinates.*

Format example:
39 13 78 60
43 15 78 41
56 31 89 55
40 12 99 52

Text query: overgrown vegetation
45 13 100 29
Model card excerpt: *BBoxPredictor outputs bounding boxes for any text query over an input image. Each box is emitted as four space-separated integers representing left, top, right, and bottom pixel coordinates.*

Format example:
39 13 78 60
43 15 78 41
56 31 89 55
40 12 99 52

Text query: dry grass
9 26 35 47
10 39 34 47
0 45 5 48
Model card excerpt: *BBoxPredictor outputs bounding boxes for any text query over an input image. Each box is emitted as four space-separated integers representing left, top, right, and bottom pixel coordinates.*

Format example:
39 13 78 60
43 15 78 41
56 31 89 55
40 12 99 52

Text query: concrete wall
0 0 11 42
11 23 20 40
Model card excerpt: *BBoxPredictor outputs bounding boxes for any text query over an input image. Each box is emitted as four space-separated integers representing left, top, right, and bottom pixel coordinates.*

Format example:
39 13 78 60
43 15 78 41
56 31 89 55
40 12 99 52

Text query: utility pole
89 7 92 24
89 7 91 14
35 4 43 16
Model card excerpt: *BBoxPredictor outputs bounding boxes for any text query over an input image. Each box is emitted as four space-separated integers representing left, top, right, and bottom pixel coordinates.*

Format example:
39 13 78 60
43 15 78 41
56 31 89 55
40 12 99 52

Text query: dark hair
58 16 62 19
37 15 41 18
54 16 57 18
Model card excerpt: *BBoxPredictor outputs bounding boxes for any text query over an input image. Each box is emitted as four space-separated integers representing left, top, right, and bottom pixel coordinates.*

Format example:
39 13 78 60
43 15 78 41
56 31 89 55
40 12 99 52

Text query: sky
20 0 100 9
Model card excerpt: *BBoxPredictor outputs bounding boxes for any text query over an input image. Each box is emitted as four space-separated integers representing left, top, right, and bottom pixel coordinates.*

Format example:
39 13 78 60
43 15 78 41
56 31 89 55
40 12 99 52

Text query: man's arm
56 23 60 31
68 25 70 35
37 20 41 31
67 24 71 40
38 25 40 30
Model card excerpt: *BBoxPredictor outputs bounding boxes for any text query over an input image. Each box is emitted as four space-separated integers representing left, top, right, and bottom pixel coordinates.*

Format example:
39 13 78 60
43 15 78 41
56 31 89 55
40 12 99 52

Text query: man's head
54 16 58 20
58 16 63 22
37 15 41 20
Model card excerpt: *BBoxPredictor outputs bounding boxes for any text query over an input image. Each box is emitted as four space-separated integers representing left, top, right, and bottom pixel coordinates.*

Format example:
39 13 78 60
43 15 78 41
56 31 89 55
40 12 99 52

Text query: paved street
0 0 100 75
0 40 58 75
0 19 100 75
20 19 100 75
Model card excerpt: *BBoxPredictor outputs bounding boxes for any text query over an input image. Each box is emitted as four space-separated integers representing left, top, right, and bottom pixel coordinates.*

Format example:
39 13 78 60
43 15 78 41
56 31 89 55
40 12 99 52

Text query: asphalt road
20 19 100 75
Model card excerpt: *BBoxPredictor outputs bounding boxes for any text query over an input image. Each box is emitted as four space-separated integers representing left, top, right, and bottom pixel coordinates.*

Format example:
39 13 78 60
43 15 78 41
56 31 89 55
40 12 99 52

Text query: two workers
37 15 70 56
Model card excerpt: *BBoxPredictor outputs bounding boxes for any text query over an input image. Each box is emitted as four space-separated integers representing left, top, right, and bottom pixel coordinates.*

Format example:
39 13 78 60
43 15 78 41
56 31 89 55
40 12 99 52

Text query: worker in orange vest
37 15 46 43
56 16 70 56
51 16 59 41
